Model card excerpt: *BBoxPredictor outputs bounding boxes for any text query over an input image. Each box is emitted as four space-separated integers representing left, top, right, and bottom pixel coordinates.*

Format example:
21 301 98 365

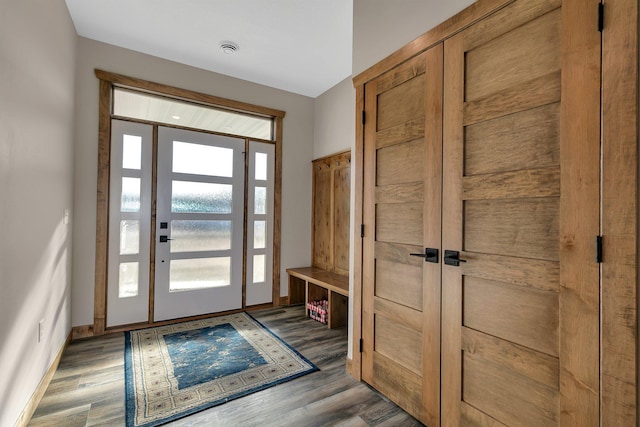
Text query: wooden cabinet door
441 0 601 425
362 45 443 426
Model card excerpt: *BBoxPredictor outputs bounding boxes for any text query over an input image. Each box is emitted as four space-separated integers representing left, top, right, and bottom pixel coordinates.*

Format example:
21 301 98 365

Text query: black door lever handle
159 236 174 243
444 250 467 266
410 248 439 263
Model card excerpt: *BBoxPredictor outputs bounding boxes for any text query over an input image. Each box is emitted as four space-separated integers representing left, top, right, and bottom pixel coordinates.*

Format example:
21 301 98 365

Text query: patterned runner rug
125 312 318 427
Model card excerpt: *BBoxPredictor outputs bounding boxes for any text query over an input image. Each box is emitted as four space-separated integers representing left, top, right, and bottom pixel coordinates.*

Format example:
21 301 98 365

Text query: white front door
154 127 245 321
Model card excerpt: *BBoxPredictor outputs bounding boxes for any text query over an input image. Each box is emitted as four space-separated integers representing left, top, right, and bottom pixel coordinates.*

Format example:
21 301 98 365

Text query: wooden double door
362 0 601 425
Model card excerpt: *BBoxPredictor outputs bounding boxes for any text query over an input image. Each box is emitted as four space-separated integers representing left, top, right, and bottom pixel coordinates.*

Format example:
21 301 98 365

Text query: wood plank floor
29 306 423 426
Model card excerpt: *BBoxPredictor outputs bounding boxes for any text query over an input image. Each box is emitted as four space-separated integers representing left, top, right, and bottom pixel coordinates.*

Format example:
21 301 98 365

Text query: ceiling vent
219 41 239 55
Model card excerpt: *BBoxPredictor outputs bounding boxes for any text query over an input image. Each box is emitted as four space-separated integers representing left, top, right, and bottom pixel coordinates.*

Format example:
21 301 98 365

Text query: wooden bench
286 267 349 329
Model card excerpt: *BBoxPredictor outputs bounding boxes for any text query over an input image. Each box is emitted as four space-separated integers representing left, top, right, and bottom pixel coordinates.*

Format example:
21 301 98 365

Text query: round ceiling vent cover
219 41 239 54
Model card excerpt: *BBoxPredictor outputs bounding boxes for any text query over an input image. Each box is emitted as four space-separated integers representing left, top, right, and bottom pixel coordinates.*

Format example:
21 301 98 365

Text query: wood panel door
362 45 443 426
441 0 601 425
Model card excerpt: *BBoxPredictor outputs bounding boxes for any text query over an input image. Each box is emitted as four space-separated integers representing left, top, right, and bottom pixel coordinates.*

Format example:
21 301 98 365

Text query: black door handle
444 250 467 266
159 236 173 243
410 248 439 263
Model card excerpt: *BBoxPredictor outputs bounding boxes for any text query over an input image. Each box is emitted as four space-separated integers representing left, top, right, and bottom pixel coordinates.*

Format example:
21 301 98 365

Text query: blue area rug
125 312 318 427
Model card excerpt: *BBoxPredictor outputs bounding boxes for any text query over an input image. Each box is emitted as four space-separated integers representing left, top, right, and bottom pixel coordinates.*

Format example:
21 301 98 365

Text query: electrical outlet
38 319 44 343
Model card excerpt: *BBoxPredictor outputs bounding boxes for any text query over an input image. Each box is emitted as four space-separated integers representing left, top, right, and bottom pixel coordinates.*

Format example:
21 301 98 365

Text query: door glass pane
121 177 141 212
253 254 265 283
119 262 139 298
173 142 233 177
172 181 232 213
170 220 231 252
255 152 267 180
254 187 266 214
122 135 142 169
170 257 231 291
254 221 266 249
120 220 140 254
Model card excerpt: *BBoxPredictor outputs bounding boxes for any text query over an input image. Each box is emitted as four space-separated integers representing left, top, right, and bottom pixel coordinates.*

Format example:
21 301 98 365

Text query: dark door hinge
359 338 364 353
596 235 603 263
361 224 365 238
362 110 366 125
598 2 604 32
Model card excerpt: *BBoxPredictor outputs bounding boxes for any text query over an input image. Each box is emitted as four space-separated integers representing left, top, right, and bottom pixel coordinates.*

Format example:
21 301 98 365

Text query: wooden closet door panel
442 0 601 425
362 44 443 426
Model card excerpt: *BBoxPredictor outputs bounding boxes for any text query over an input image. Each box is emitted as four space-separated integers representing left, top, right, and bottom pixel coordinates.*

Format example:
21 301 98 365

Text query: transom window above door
113 87 274 140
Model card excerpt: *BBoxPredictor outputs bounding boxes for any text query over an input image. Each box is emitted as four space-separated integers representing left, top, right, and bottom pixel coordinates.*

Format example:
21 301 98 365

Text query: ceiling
64 0 353 98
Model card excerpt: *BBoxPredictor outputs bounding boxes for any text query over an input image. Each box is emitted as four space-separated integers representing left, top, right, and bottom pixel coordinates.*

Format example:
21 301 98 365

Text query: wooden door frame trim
351 0 639 424
94 69 285 119
93 70 285 335
347 84 365 380
601 0 638 423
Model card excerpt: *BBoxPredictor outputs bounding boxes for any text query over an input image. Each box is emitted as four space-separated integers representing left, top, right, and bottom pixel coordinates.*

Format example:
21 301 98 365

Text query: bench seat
287 267 349 329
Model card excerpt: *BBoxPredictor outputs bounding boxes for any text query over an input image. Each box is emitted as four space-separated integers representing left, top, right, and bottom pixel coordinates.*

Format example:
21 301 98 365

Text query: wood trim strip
242 139 249 309
95 69 285 119
71 325 94 340
463 71 561 126
272 116 283 306
93 79 111 336
462 327 559 390
376 182 424 205
376 120 425 149
461 0 561 51
559 0 601 424
601 0 639 424
440 31 465 426
148 125 158 322
374 241 424 267
371 351 423 417
375 54 427 95
348 83 365 381
461 253 559 293
374 296 422 333
422 43 444 427
352 0 515 87
312 149 351 164
361 78 378 383
15 333 71 426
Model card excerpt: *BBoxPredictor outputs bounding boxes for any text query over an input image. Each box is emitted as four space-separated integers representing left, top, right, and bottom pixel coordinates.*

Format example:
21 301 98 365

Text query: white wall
313 78 356 358
352 0 475 76
72 38 315 327
313 78 356 159
0 1 77 425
